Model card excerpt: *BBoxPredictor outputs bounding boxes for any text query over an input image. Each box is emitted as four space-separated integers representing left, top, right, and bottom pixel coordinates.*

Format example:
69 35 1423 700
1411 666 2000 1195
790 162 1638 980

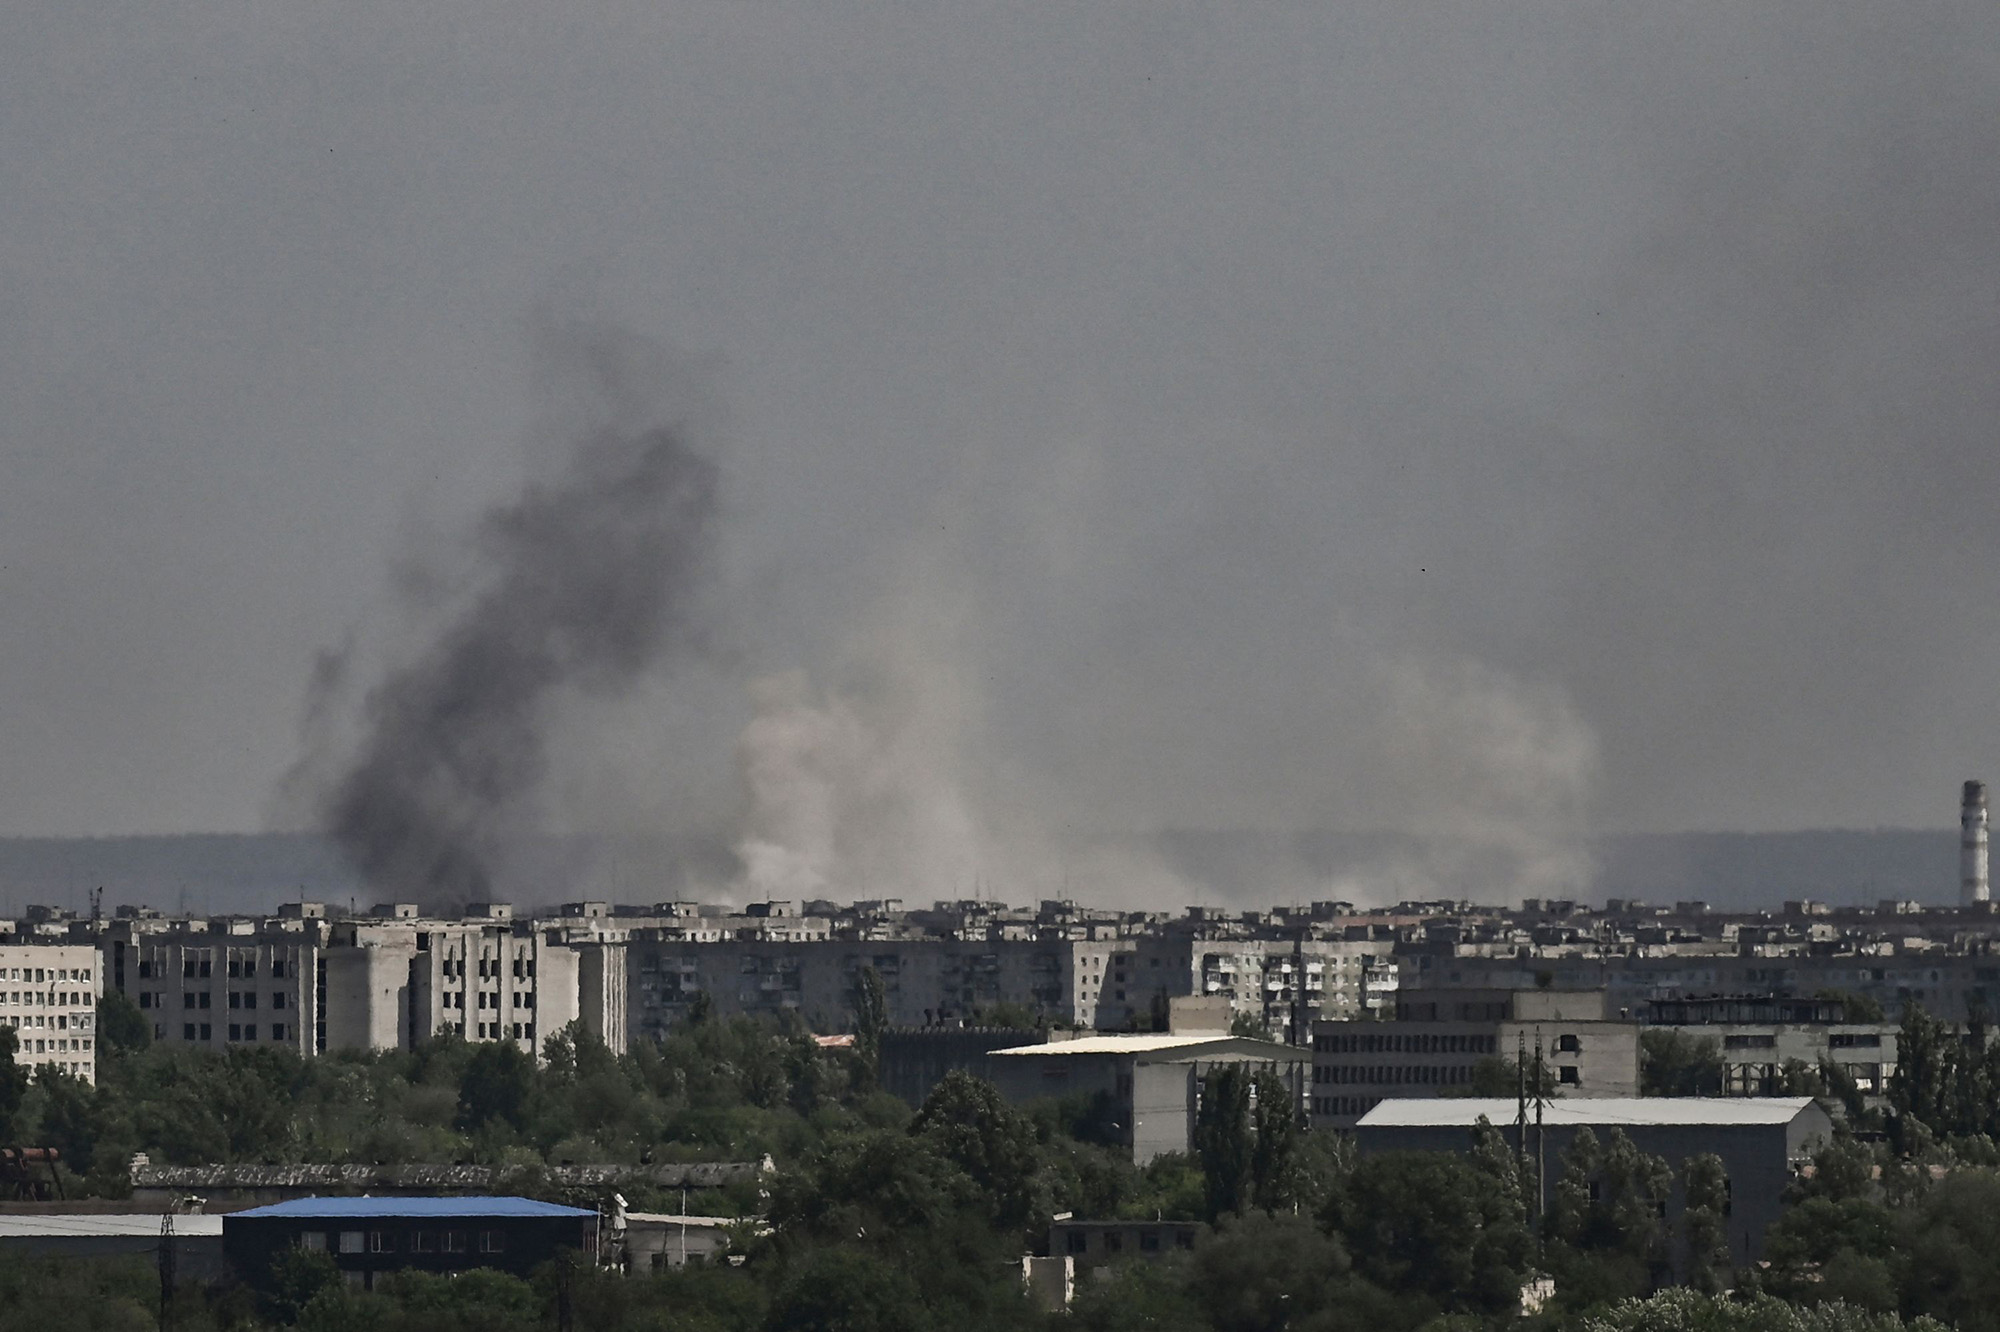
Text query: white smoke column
732 574 998 903
1336 654 1601 905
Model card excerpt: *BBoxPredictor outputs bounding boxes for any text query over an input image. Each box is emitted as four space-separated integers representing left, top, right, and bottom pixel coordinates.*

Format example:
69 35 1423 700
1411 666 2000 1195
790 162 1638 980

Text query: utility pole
1533 1027 1547 1230
157 1210 176 1332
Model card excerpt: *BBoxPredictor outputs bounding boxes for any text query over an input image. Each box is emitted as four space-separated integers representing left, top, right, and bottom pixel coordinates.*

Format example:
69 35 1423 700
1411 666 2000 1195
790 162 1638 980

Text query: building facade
1309 989 1641 1128
0 944 101 1082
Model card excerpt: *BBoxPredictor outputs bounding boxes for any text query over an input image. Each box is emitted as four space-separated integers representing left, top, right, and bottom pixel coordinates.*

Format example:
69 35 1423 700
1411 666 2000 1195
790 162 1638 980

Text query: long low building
1354 1096 1833 1264
222 1197 599 1290
0 1212 225 1278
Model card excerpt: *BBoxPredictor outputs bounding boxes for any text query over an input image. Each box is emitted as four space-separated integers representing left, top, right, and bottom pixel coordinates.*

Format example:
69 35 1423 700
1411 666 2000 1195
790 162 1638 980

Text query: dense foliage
25 995 2000 1329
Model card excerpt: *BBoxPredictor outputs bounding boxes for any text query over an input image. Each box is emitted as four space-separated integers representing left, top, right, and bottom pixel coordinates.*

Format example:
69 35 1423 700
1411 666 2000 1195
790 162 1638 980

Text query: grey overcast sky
3 3 1998 885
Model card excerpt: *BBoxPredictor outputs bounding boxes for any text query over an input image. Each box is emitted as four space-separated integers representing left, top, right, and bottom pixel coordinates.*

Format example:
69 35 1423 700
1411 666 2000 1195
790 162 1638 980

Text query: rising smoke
315 324 718 911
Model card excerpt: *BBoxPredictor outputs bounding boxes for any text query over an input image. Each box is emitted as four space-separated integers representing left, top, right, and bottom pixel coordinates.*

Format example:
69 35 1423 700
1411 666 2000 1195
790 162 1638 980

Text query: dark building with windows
1309 989 1641 1127
222 1196 598 1289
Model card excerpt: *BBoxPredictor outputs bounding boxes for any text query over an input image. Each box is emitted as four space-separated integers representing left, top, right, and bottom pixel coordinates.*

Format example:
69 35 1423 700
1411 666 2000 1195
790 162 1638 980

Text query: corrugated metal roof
229 1196 595 1220
1355 1097 1820 1128
0 1214 223 1238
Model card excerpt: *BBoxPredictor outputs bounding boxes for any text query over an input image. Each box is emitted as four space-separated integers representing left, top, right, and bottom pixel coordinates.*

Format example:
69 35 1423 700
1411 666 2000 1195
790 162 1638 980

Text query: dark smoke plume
324 333 718 910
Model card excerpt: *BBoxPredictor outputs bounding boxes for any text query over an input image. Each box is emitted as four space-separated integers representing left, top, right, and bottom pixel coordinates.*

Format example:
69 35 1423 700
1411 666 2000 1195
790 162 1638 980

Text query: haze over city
5 3 1998 910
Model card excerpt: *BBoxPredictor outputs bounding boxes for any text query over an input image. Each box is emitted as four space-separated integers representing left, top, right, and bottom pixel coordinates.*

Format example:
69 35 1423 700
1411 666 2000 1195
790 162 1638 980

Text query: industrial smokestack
1962 780 1989 906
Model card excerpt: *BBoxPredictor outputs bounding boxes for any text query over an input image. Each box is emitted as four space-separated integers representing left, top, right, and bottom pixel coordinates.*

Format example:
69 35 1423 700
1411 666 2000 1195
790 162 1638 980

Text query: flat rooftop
231 1196 595 1220
0 1213 224 1238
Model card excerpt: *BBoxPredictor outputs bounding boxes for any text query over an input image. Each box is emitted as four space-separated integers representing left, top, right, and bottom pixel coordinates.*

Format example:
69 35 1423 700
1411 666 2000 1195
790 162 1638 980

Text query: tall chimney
1963 781 1989 905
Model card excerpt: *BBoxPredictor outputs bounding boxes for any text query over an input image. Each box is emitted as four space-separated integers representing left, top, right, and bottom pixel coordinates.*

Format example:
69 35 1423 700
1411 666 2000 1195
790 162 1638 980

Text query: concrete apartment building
1309 989 1641 1128
102 903 622 1058
1648 995 1901 1096
0 943 102 1082
106 912 326 1054
325 905 625 1054
1402 922 2000 1025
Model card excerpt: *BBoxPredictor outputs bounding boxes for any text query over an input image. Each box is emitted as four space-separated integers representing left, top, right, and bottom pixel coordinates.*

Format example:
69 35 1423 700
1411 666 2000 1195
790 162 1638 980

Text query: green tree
456 1040 535 1132
1682 1153 1733 1293
1819 990 1887 1024
765 1246 925 1332
1888 1004 1957 1138
1791 1135 1880 1205
1193 1064 1254 1220
96 991 151 1058
1762 1194 1899 1311
1327 1147 1532 1314
1550 1127 1674 1296
852 967 888 1081
1248 1070 1303 1212
33 1066 102 1173
1640 1030 1725 1096
0 1027 28 1143
908 1071 1042 1231
263 1245 341 1325
1186 1211 1354 1332
1229 1012 1274 1040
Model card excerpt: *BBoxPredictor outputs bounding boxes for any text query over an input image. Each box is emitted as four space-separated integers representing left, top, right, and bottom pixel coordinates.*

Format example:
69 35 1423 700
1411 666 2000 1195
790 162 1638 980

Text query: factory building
1353 1097 1833 1266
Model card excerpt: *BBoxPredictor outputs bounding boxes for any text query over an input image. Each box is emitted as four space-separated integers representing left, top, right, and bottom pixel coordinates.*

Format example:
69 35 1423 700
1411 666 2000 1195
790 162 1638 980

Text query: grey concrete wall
1356 1113 1830 1265
1130 1061 1194 1165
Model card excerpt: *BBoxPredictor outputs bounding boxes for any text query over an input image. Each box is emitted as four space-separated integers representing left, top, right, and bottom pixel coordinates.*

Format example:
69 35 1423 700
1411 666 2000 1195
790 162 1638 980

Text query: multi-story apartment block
625 934 1078 1040
1647 994 1902 1096
1404 951 2000 1026
106 914 325 1054
324 906 625 1055
0 943 103 1082
1308 988 1641 1128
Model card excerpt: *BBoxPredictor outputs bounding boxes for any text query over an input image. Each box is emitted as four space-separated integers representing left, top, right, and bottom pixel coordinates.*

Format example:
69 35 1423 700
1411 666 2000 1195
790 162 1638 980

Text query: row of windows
1314 1032 1501 1055
1315 1062 1583 1087
301 1229 505 1255
5 1012 85 1032
1312 1096 1382 1117
1 1029 92 1057
0 991 90 1009
459 1022 535 1041
439 991 537 1010
439 958 537 979
141 957 291 980
139 990 289 1011
175 1022 289 1042
0 967 89 983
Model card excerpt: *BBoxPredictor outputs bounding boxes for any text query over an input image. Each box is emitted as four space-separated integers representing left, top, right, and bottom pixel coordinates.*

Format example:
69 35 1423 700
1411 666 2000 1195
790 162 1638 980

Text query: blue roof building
223 1195 598 1289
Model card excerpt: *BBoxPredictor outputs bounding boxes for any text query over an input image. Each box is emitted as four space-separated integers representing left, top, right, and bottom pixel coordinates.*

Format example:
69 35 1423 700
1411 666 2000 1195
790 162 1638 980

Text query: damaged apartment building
99 902 625 1057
